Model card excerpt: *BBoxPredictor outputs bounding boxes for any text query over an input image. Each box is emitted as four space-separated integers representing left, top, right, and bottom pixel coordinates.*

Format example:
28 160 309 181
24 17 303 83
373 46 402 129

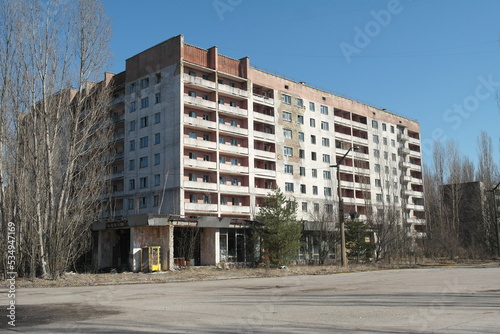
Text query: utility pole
331 146 359 267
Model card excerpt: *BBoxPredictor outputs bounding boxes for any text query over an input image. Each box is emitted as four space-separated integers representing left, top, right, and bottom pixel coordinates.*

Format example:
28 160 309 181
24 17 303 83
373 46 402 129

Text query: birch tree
1 0 113 278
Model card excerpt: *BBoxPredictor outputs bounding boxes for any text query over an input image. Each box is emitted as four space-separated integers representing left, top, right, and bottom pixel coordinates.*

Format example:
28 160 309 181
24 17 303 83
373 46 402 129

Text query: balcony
398 147 410 155
218 104 248 117
253 112 275 124
183 158 217 170
335 132 352 142
403 189 423 197
183 116 216 130
218 143 248 155
333 116 351 127
220 205 251 214
408 136 420 145
409 149 421 158
398 133 409 142
253 94 274 106
400 161 412 169
218 84 248 98
183 74 216 90
219 164 249 174
253 131 275 141
184 202 218 212
219 123 249 136
183 137 217 150
410 163 422 172
254 168 276 178
254 188 274 196
184 181 217 191
184 95 216 110
254 150 276 160
403 175 412 183
219 184 249 194
351 136 369 145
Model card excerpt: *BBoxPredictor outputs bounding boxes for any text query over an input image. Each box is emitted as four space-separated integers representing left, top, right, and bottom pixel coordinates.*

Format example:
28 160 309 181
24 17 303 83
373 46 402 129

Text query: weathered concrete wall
200 228 218 265
130 225 173 272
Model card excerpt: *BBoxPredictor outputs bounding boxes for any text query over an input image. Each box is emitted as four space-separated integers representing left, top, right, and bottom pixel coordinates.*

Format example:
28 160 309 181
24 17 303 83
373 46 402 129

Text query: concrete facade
96 35 425 270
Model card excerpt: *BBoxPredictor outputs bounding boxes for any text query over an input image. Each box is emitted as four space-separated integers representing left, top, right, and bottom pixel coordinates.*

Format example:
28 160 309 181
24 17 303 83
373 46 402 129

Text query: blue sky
102 0 500 168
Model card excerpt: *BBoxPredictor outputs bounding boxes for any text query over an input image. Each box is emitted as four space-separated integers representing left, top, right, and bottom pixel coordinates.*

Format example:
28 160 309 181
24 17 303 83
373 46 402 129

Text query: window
309 102 315 111
373 134 379 143
311 135 316 144
312 169 317 178
188 173 197 181
384 151 388 160
155 72 161 84
392 167 397 175
300 167 306 176
372 120 378 129
189 194 198 203
188 91 197 97
129 140 135 151
297 115 304 124
298 132 304 142
155 92 161 104
203 134 210 141
311 152 317 161
375 179 381 187
324 187 332 196
154 153 160 165
139 197 147 208
128 198 134 210
129 159 135 171
320 105 328 115
230 158 238 165
130 82 136 93
139 177 148 189
391 139 395 147
219 157 226 164
153 195 160 207
322 154 330 163
300 184 306 194
297 98 303 107
219 176 226 184
129 179 135 190
374 164 380 172
140 78 149 89
219 137 225 144
154 133 160 144
231 178 238 186
284 164 293 174
314 202 319 212
383 137 388 145
139 156 148 168
140 116 148 128
323 170 331 179
322 137 330 147
130 101 136 112
282 94 291 104
376 193 383 202
390 125 395 133
139 136 148 148
321 121 329 130
202 114 210 121
230 120 237 127
284 146 293 156
154 174 161 186
140 97 149 109
285 182 294 192
283 129 292 139
282 111 292 121
384 166 389 174
229 101 237 107
203 154 210 161
313 186 318 195
189 131 196 139
374 149 380 158
298 149 304 159
230 138 238 146
392 153 396 161
203 175 210 183
310 118 316 127
302 202 308 212
129 120 136 131
382 123 387 131
154 112 160 124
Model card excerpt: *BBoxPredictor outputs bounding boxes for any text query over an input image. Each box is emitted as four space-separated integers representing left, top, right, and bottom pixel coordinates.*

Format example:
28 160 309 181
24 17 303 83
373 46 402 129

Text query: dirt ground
11 259 497 289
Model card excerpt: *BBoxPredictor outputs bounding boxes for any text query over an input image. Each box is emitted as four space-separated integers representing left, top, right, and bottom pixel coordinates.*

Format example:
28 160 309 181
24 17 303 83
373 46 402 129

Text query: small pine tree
255 188 303 267
345 220 375 263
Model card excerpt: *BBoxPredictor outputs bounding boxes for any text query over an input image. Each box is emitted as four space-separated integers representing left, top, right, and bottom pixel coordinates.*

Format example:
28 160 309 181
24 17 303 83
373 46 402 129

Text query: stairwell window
282 94 291 104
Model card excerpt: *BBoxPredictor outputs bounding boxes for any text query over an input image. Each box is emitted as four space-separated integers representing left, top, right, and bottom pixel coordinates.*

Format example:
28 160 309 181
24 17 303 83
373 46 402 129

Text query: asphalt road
3 264 500 333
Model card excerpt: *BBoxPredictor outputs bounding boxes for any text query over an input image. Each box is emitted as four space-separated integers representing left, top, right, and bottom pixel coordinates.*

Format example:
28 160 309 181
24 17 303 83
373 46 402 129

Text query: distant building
93 35 425 271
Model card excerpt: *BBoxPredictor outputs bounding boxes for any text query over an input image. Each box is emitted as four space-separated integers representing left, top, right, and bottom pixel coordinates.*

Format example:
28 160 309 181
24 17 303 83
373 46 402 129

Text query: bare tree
1 0 113 278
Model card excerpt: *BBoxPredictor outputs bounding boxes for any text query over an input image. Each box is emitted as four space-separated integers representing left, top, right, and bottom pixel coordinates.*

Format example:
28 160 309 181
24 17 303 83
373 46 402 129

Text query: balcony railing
253 112 275 124
219 184 249 194
253 131 275 141
218 143 248 155
183 74 216 89
219 123 249 136
184 95 216 110
218 104 248 117
184 181 217 191
184 202 218 212
254 168 276 178
183 137 217 150
218 84 248 98
220 205 251 214
183 158 217 170
253 94 274 106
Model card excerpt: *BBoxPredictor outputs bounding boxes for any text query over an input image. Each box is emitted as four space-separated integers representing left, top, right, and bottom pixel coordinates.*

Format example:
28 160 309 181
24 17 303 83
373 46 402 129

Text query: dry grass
13 259 494 289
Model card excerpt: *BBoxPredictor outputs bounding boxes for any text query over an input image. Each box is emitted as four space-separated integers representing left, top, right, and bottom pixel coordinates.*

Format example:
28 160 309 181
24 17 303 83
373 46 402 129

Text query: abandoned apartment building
93 34 425 272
